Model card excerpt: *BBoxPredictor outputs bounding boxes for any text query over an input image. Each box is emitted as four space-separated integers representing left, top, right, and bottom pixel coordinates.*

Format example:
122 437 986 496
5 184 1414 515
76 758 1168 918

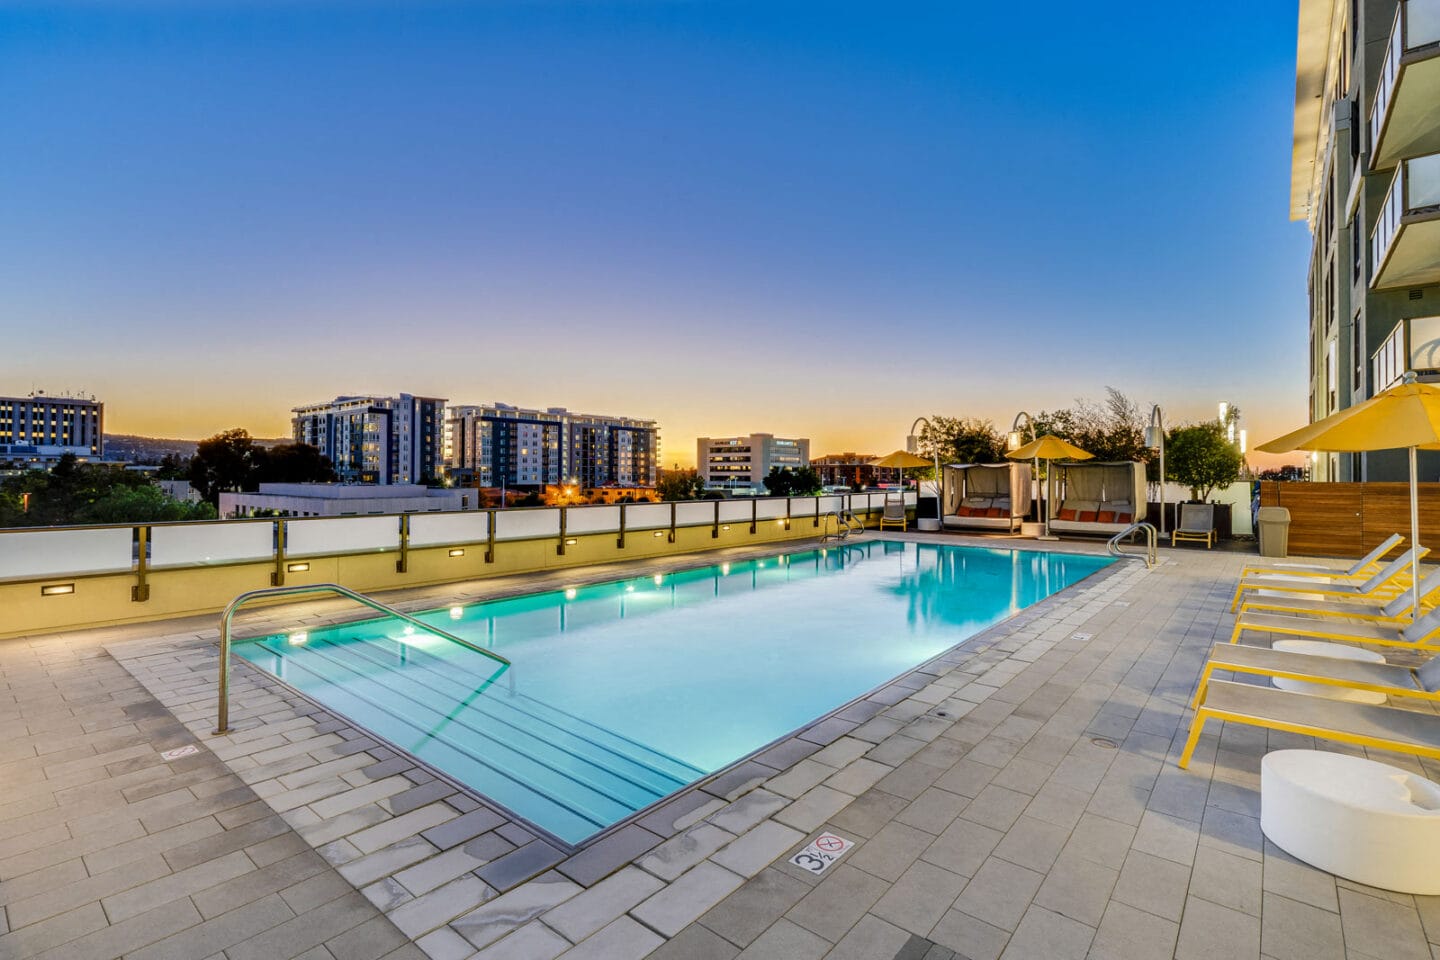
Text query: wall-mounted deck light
286 562 310 573
565 538 578 546
653 530 665 537
40 583 74 597
448 548 465 558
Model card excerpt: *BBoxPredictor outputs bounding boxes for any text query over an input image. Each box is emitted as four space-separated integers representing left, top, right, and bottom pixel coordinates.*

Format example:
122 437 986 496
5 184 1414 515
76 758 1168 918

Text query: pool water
236 540 1111 843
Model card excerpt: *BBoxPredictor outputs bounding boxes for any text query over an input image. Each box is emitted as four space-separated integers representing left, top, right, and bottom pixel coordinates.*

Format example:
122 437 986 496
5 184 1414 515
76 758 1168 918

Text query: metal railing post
132 525 151 602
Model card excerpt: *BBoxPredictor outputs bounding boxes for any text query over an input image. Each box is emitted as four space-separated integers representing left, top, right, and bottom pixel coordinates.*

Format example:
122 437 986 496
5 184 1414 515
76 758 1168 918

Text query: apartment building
696 433 809 493
1293 0 1440 480
445 404 658 490
292 394 445 484
810 452 900 490
0 393 104 460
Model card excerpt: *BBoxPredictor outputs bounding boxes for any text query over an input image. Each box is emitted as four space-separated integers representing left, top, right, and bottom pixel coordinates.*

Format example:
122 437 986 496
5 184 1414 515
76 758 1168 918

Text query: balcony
1370 0 1440 169
1370 152 1440 288
1372 315 1440 393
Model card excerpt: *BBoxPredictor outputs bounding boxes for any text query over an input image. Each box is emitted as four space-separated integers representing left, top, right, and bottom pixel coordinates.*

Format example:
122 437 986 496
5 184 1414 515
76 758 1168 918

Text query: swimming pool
236 540 1111 844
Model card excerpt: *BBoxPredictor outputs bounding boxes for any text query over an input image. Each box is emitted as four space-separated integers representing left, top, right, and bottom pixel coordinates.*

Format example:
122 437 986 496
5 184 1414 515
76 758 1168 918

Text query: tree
656 470 706 501
155 453 192 480
189 430 264 504
256 443 336 486
915 417 1006 467
762 466 822 497
1166 422 1243 501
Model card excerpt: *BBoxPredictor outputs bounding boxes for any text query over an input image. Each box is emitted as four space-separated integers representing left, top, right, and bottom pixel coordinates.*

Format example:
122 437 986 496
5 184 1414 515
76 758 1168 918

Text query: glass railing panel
1408 152 1440 209
1372 6 1406 153
1408 0 1440 49
1371 323 1405 394
1372 167 1405 269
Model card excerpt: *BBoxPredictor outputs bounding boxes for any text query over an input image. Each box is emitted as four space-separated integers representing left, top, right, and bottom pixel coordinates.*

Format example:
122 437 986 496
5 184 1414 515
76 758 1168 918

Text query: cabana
941 463 1032 534
1046 461 1146 537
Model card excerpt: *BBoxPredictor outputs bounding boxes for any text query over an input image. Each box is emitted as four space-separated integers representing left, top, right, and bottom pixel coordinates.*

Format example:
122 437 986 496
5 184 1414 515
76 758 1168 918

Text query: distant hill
104 434 291 464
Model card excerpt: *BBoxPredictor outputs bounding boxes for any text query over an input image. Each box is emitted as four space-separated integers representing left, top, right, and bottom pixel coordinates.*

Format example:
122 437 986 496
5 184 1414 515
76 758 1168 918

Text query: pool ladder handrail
1108 522 1158 569
214 582 510 735
820 510 865 542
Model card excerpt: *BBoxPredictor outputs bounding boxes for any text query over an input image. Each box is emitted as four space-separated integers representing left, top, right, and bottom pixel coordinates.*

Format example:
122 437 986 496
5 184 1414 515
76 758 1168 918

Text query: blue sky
0 1 1310 464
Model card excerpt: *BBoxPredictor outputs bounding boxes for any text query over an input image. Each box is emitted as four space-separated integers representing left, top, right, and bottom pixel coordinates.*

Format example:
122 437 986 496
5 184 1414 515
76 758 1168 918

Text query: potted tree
1165 422 1243 538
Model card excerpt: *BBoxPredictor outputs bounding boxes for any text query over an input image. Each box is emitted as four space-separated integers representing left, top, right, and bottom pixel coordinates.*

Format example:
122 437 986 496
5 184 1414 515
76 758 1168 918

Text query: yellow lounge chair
1178 679 1440 769
1230 548 1427 612
878 494 907 532
1233 563 1438 625
1195 636 1440 707
1230 569 1440 643
1238 533 1403 581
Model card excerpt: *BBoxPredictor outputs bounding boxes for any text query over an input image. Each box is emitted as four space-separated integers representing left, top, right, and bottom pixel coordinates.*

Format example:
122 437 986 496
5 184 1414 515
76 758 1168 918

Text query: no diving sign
788 832 854 875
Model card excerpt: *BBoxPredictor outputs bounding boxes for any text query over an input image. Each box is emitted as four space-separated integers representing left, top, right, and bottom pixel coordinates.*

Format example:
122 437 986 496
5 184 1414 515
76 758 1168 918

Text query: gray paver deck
3 532 1438 959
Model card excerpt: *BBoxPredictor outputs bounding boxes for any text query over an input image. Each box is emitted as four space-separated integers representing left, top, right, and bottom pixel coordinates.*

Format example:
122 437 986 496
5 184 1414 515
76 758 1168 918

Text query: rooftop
2 533 1431 959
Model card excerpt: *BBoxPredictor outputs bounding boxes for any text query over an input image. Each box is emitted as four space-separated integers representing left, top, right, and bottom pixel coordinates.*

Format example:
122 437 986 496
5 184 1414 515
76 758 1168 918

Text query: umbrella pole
1413 445 1421 622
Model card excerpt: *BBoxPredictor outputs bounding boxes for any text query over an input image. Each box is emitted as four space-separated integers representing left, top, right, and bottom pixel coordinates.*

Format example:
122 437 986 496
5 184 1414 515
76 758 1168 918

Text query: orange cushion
1056 509 1077 521
986 507 1005 518
1116 512 1132 523
1096 511 1116 523
1078 511 1098 522
956 506 972 517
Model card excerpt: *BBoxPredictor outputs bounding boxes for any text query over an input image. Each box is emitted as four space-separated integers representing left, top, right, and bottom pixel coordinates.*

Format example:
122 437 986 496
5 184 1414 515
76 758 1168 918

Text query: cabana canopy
1047 461 1146 536
941 463 1032 533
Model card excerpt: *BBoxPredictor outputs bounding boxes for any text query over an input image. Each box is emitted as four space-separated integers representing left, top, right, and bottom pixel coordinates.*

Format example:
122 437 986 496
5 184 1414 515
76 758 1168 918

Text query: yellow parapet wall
0 509 881 640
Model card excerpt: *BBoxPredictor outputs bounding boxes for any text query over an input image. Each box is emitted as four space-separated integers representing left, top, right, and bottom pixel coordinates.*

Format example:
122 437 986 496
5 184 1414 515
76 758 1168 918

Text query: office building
1293 0 1440 480
697 433 809 493
292 394 445 485
445 404 658 490
0 392 104 460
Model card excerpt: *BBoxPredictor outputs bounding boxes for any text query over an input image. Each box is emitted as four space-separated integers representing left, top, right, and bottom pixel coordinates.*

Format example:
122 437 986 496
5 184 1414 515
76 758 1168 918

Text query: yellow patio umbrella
1257 374 1440 620
869 450 935 498
1006 435 1094 539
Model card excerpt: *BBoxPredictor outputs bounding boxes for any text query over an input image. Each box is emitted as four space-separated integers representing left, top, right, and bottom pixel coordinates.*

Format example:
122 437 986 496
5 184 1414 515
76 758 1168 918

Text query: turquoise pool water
236 540 1111 843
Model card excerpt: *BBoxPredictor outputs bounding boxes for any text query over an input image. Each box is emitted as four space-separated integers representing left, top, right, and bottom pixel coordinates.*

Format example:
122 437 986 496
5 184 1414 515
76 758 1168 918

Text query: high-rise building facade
1293 0 1440 480
292 394 445 484
696 433 809 493
444 404 658 489
0 393 104 459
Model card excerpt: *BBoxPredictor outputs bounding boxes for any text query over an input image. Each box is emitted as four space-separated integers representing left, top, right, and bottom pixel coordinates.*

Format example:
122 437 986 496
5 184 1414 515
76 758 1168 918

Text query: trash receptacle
1258 506 1291 558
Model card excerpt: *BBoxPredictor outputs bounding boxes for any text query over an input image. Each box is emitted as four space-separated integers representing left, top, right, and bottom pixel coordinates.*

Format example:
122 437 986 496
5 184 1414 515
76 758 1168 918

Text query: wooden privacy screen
1259 481 1440 558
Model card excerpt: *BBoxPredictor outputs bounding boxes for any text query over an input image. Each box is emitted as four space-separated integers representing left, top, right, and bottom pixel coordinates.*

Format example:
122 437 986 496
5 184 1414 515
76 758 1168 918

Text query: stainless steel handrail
1108 522 1158 569
215 582 510 734
820 511 845 541
842 510 865 537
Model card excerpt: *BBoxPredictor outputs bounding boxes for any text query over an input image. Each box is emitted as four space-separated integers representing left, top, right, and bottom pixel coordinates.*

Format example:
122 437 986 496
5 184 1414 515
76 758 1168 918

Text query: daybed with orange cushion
1046 461 1147 537
941 463 1032 534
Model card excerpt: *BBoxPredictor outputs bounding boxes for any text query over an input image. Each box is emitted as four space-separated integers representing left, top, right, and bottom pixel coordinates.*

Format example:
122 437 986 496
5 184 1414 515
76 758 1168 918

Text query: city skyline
4 2 1309 467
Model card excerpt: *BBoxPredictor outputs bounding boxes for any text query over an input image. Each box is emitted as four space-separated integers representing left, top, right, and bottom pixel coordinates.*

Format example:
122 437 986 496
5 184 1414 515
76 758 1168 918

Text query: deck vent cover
1412 289 1424 300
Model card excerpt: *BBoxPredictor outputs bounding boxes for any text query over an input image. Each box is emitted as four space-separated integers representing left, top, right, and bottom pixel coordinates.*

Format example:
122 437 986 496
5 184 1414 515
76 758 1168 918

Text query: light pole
1146 405 1166 536
907 417 941 527
1007 412 1039 532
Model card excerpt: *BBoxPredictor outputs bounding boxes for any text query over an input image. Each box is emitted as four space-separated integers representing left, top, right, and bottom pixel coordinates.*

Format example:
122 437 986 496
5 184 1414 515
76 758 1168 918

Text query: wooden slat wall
1259 481 1440 558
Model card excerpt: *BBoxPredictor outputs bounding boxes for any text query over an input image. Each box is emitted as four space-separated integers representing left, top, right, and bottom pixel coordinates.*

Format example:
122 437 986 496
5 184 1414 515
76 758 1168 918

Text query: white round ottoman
1271 639 1387 704
1262 750 1440 894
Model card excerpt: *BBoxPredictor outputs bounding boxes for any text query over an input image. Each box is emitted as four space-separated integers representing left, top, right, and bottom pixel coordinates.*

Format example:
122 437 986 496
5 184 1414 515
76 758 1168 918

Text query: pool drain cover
1090 737 1118 749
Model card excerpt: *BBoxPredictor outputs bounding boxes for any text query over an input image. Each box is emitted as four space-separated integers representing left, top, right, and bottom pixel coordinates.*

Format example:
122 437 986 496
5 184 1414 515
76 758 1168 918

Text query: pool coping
101 532 1145 958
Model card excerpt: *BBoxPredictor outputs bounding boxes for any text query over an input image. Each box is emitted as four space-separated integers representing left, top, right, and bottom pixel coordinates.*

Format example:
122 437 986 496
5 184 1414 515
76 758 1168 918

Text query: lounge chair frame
1171 503 1217 549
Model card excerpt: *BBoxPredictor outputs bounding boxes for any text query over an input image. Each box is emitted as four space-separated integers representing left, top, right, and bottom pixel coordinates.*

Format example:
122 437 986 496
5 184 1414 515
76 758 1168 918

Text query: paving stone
101 850 254 922
823 913 912 960
1088 900 1179 960
644 922 740 960
700 867 811 947
1189 845 1262 916
225 891 378 960
387 873 496 939
637 790 727 837
452 874 581 950
772 785 851 833
824 758 893 797
784 863 889 942
706 790 788 835
631 861 745 937
419 807 507 851
346 802 457 855
476 840 569 891
1260 891 1344 960
829 788 911 839
337 835 440 888
951 857 1044 932
709 819 805 878
895 786 968 836
845 820 933 883
729 916 828 959
999 904 1095 960
1131 809 1200 866
555 824 663 887
543 865 663 942
991 815 1070 873
1335 888 1431 960
701 762 776 801
870 860 968 935
1061 812 1136 871
636 823 736 882
1110 848 1191 922
1174 896 1261 960
472 920 569 960
922 816 1004 878
1261 845 1338 913
809 737 872 769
